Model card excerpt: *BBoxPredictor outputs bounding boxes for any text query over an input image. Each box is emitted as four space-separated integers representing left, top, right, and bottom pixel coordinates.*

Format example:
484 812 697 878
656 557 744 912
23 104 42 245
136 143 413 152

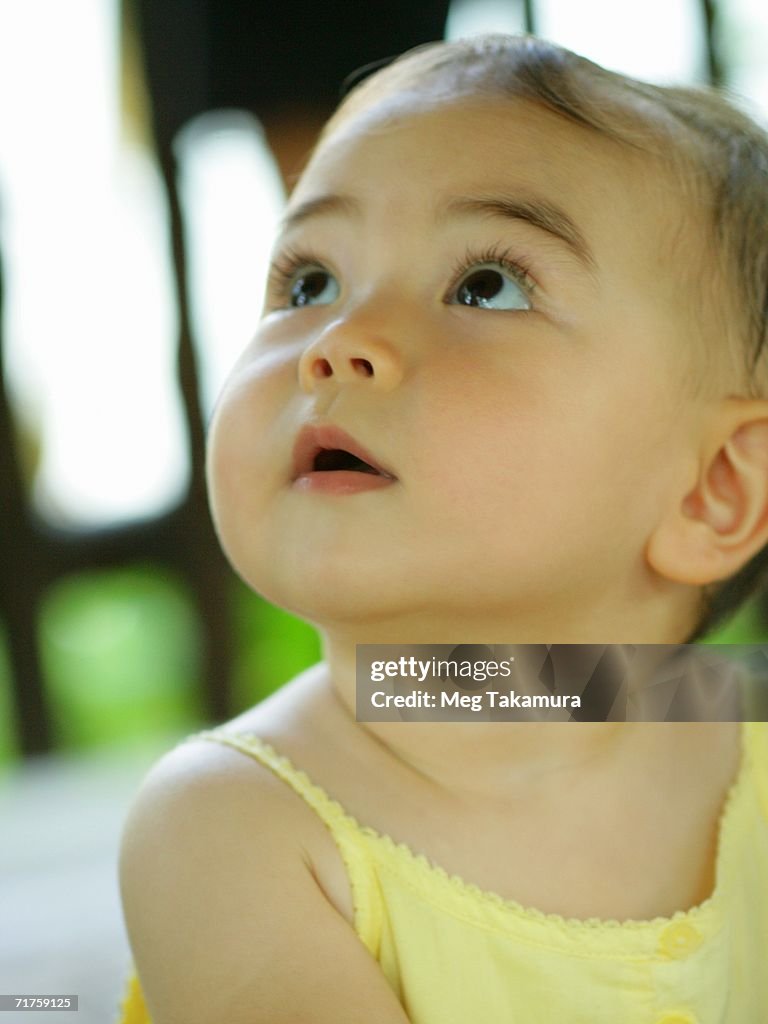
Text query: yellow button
656 1014 698 1024
658 921 703 958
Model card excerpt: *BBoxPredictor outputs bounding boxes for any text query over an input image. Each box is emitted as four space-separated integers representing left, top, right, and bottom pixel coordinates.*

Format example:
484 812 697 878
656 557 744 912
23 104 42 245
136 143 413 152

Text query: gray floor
0 732 186 1024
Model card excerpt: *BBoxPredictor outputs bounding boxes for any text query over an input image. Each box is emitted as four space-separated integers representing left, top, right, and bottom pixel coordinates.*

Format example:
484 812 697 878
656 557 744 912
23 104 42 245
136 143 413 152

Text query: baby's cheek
205 429 271 592
206 388 260 527
205 423 240 560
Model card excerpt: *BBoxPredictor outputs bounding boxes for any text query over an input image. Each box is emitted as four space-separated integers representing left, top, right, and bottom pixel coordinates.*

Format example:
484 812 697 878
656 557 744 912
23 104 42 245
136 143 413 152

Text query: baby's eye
288 267 340 308
450 262 532 311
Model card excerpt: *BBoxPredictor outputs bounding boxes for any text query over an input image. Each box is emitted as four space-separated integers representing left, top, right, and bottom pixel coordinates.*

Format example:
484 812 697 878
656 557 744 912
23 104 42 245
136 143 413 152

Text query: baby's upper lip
292 423 396 479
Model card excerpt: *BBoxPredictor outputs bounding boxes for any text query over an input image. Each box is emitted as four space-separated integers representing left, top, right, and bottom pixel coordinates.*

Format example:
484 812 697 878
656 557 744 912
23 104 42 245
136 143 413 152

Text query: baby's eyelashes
266 244 537 314
267 244 340 309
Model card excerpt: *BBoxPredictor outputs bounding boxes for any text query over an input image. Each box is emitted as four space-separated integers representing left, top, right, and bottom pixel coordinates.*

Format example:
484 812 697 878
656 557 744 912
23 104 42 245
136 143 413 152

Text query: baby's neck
318 649 682 799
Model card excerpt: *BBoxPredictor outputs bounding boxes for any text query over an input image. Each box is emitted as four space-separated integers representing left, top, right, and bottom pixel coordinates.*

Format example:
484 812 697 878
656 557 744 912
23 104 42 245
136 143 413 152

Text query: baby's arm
119 740 411 1024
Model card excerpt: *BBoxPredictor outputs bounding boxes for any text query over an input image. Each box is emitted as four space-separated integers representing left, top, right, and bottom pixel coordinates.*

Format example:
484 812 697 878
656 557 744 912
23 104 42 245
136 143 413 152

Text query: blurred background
1 0 768 1020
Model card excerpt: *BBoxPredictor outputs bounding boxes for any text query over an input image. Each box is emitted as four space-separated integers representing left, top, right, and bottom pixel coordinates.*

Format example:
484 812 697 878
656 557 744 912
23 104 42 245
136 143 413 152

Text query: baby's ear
647 399 768 586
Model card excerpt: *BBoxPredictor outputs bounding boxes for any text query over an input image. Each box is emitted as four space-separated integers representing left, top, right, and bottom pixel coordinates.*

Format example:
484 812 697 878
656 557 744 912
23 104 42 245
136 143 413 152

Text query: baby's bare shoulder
119 667 347 886
118 699 405 1023
117 723 327 932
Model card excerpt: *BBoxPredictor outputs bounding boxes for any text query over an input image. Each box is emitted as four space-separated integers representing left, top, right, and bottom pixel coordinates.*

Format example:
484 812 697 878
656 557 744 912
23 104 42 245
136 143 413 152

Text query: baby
118 34 768 1024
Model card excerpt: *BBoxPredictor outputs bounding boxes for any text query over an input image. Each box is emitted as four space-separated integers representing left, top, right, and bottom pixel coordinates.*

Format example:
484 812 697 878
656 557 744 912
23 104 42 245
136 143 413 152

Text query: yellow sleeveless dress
117 720 768 1023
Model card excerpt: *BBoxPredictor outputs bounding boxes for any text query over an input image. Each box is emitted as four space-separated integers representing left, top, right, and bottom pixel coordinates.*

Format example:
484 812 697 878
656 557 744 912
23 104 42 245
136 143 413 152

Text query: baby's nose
297 322 403 393
307 354 374 382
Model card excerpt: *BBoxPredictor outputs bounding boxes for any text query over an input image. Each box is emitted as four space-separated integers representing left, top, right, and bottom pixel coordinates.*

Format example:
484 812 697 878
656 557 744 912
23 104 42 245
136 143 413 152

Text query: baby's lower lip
292 470 396 495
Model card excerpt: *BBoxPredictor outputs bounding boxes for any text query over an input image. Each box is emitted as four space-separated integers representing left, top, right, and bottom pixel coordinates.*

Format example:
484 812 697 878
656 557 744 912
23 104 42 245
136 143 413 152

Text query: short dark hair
327 34 768 641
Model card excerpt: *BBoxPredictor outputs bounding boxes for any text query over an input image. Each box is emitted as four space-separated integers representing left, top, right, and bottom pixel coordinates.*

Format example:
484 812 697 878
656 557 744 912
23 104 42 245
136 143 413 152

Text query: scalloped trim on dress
189 720 755 933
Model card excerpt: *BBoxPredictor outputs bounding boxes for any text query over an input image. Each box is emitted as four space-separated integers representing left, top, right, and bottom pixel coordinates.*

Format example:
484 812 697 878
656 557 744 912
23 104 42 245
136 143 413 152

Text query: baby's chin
229 558 553 644
236 561 426 631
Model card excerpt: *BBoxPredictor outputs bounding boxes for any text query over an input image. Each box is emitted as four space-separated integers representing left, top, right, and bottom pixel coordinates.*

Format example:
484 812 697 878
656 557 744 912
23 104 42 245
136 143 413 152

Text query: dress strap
182 727 383 955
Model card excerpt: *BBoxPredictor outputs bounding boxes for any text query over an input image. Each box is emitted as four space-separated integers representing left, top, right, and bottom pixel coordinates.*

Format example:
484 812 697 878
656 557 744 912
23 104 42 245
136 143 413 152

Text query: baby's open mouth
292 423 396 481
313 449 383 475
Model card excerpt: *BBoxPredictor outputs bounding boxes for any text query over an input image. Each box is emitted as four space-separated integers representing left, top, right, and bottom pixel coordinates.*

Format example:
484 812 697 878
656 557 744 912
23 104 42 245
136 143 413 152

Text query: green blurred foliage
0 564 320 768
0 621 18 764
39 565 204 753
700 598 768 644
231 579 321 709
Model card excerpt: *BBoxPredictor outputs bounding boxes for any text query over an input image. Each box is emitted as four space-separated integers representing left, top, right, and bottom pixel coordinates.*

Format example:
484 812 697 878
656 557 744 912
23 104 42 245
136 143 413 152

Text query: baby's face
207 94 705 639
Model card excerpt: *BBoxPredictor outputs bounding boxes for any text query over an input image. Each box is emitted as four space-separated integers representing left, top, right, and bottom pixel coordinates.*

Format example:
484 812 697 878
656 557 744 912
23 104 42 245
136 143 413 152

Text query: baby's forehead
299 93 698 255
313 89 684 194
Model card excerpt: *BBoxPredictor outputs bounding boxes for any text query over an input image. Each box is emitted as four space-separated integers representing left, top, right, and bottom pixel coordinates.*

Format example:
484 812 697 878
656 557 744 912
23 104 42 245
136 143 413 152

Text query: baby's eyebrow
442 195 597 274
278 190 597 275
278 193 361 233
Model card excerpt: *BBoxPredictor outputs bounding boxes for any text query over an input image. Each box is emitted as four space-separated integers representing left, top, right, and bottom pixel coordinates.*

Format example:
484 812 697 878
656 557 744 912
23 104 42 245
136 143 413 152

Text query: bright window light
175 111 285 419
445 0 527 40
0 1 186 527
0 3 288 528
534 0 707 82
720 0 768 124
